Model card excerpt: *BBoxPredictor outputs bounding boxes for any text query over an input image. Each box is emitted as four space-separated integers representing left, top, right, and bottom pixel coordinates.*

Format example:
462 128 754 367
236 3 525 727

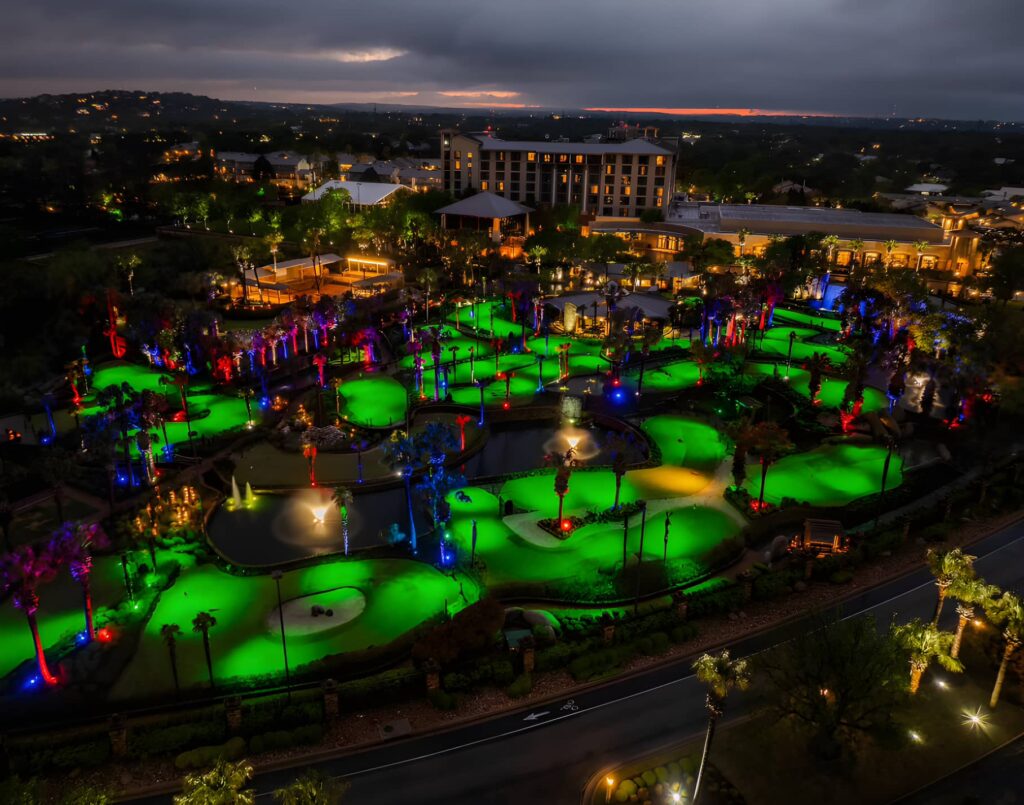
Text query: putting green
743 442 902 507
639 360 702 393
447 487 739 585
337 375 408 428
757 326 849 366
742 364 888 413
773 308 842 332
111 558 473 697
641 416 727 470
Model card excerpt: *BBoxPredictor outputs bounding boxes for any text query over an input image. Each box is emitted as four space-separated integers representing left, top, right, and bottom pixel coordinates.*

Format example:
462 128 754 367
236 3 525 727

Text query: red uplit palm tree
749 422 794 511
554 463 572 525
0 543 63 685
54 522 110 640
806 352 832 405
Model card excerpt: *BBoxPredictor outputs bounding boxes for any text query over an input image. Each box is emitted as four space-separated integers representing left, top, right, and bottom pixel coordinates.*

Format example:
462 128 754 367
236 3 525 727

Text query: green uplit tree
927 548 976 626
174 759 254 805
892 619 962 694
273 770 349 805
332 485 354 556
985 591 1024 708
949 578 997 659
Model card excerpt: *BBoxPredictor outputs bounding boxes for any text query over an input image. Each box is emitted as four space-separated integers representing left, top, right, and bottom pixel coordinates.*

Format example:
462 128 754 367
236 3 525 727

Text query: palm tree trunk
909 662 924 694
952 609 971 659
758 458 769 510
990 640 1018 708
932 588 947 626
557 494 565 524
613 475 622 510
81 577 95 638
203 632 214 688
693 711 719 804
26 611 57 684
168 644 180 694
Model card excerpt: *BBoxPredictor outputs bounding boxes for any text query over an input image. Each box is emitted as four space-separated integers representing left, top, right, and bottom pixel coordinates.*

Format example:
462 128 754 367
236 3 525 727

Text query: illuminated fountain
544 425 600 463
230 475 242 508
244 481 255 507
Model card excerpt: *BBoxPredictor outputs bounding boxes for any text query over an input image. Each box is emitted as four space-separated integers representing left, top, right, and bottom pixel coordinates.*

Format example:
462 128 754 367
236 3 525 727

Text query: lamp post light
271 570 291 699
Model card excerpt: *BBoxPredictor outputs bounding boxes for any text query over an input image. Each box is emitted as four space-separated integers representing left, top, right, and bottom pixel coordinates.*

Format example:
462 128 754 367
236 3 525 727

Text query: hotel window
558 154 568 163
638 164 648 176
605 164 614 175
921 255 937 270
590 184 599 194
455 159 461 170
655 187 664 198
656 156 665 166
480 180 488 190
497 180 505 192
575 154 584 164
560 173 568 184
543 153 552 163
623 186 631 196
527 152 536 162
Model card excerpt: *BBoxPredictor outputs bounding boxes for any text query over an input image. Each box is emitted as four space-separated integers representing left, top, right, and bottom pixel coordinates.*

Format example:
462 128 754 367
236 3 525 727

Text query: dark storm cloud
1 0 1021 119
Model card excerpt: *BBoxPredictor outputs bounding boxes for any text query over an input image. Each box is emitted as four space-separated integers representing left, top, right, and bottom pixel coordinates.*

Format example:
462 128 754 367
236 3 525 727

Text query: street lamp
271 570 291 699
605 776 615 803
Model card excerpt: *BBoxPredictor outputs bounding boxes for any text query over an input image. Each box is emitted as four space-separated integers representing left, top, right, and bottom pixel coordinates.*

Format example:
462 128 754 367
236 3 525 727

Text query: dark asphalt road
131 517 1024 805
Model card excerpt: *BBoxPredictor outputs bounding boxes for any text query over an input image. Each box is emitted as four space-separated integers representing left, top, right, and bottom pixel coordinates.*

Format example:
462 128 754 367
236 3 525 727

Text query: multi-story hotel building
441 130 675 218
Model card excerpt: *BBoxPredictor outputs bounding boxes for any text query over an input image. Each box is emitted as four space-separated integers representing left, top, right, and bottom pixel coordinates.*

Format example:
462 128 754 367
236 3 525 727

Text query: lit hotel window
656 156 665 166
527 152 536 162
575 155 584 164
481 180 488 190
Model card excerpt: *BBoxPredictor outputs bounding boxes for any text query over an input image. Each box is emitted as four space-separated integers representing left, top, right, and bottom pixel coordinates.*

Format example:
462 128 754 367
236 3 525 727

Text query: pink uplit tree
0 544 63 685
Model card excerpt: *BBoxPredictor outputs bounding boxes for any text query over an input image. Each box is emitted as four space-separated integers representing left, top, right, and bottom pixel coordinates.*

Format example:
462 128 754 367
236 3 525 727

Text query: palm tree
927 548 976 626
232 244 252 305
805 352 832 404
883 239 898 269
892 619 963 694
161 623 182 694
0 544 62 684
821 234 840 266
985 591 1024 708
913 240 930 271
332 486 354 556
736 228 750 257
949 578 996 659
55 522 110 639
692 650 751 804
174 759 254 805
274 771 349 805
382 430 420 552
749 422 794 511
192 611 218 688
419 267 440 322
554 463 572 524
847 238 865 269
607 434 630 510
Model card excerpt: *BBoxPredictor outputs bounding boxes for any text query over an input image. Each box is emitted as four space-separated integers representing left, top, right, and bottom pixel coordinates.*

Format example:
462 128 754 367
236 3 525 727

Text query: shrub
641 769 657 787
615 779 637 802
249 724 323 755
13 739 111 774
752 570 794 601
174 737 246 771
428 689 457 711
670 623 698 644
339 668 422 706
128 721 226 758
506 674 533 699
829 570 854 585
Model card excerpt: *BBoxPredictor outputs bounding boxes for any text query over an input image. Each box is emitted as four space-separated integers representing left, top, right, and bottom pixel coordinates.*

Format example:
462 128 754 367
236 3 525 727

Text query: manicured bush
506 674 533 699
13 739 111 774
670 623 698 644
174 736 246 770
641 769 657 787
339 668 422 706
428 689 457 711
128 721 226 758
249 724 323 755
614 779 637 802
829 570 854 584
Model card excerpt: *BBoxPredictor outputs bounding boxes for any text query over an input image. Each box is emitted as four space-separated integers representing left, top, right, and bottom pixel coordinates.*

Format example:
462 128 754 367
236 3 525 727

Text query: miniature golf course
337 375 408 428
743 442 902 507
741 363 888 412
111 558 475 698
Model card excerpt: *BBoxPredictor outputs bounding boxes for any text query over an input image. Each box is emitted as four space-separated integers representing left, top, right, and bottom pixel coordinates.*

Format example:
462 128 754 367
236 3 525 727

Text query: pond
208 421 648 566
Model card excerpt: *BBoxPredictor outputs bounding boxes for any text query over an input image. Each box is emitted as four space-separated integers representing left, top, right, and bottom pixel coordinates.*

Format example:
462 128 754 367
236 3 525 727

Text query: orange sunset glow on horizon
584 106 838 117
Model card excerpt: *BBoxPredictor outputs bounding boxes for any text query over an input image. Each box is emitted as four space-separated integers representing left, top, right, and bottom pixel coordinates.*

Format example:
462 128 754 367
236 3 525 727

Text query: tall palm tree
892 619 963 694
883 239 898 269
174 759 254 805
847 239 865 269
554 463 572 524
805 352 832 404
0 544 62 684
607 434 630 510
382 430 420 552
949 578 997 658
332 486 354 556
749 422 794 511
161 623 182 694
274 771 349 805
692 650 751 804
232 244 252 305
927 548 976 626
913 240 930 271
55 522 110 639
985 591 1024 708
192 611 218 688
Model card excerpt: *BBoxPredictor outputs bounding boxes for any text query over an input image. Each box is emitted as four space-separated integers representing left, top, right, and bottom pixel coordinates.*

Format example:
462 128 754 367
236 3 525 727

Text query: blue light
76 631 89 645
22 674 40 691
259 397 271 410
39 434 53 445
161 444 174 460
613 390 625 402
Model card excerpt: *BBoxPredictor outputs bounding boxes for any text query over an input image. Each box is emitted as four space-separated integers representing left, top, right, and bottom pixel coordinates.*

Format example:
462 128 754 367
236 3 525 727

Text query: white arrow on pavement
523 711 550 722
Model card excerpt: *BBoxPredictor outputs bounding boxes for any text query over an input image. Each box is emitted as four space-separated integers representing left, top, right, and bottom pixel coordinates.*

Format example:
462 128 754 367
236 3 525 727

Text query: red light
561 519 572 531
502 401 510 410
96 628 114 643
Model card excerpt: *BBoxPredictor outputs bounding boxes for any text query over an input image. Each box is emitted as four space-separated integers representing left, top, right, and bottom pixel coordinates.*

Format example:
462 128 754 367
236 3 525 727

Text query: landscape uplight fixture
962 706 989 731
604 777 615 803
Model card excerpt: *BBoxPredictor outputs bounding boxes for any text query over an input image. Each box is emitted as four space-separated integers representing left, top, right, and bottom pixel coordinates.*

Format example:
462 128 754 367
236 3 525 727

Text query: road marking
251 528 1024 799
523 711 550 721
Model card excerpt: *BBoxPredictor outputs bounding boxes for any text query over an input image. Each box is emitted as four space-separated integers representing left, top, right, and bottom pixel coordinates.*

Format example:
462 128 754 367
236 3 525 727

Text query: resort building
441 130 675 218
214 151 314 189
435 191 532 257
591 202 985 277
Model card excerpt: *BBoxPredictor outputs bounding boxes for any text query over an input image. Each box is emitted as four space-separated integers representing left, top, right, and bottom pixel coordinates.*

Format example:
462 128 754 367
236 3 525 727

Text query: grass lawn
337 375 408 428
636 360 702 393
447 486 739 586
742 363 888 413
743 442 902 507
641 416 727 470
110 558 474 698
757 325 850 366
773 307 843 332
0 555 126 680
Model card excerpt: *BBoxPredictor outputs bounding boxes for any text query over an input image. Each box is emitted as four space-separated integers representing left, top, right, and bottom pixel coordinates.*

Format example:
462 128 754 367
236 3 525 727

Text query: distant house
214 151 261 182
982 187 1024 201
161 141 202 163
257 151 315 190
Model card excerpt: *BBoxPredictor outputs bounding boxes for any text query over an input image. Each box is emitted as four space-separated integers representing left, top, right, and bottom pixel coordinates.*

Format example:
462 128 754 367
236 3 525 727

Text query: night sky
3 0 1021 120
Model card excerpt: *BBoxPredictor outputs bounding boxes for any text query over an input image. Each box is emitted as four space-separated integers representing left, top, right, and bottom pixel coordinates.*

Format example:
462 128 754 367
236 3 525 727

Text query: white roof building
301 180 410 206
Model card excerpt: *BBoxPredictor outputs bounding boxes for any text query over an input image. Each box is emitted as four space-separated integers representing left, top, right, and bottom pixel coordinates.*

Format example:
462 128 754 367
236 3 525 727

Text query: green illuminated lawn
111 558 473 698
757 326 849 366
743 442 902 507
447 487 739 586
773 308 843 332
337 375 408 428
0 556 125 680
742 364 888 413
639 360 702 393
641 416 727 470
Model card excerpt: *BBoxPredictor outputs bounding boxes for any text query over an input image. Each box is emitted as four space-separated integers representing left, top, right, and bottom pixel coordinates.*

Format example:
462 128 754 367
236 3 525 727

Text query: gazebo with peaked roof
436 192 532 242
